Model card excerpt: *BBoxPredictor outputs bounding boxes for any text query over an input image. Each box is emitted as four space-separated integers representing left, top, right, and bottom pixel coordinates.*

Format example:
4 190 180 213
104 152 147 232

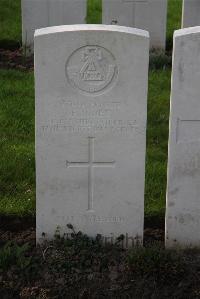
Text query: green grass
87 0 102 24
0 0 101 48
0 69 35 216
0 68 170 217
0 0 22 49
145 69 171 217
0 0 181 50
167 0 182 50
0 0 175 217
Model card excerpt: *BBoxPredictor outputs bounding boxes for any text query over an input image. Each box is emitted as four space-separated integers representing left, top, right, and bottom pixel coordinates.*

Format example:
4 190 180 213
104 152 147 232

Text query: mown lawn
0 0 102 48
0 69 35 216
0 68 170 217
0 0 182 49
0 0 178 218
145 69 171 217
167 0 182 49
0 0 21 48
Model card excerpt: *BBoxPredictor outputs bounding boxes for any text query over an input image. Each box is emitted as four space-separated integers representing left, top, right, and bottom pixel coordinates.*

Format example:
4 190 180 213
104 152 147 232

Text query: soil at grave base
0 48 33 71
0 48 172 72
0 215 35 246
0 214 164 246
1 216 200 298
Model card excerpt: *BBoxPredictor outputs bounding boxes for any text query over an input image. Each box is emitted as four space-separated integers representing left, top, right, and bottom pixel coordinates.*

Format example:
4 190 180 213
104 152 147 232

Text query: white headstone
166 27 200 248
182 0 200 28
102 0 167 49
35 25 149 246
21 0 86 54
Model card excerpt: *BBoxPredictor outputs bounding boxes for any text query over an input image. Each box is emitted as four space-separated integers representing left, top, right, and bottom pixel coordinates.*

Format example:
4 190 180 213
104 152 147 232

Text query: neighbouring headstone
21 0 86 54
102 0 167 49
182 0 200 28
35 25 149 246
166 27 200 248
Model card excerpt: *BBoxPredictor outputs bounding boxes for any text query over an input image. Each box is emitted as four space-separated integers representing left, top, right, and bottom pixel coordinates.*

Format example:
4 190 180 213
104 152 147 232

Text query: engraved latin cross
66 137 115 211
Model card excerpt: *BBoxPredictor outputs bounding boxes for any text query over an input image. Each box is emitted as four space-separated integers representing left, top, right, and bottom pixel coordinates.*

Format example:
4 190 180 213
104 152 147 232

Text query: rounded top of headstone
174 26 200 38
34 24 149 39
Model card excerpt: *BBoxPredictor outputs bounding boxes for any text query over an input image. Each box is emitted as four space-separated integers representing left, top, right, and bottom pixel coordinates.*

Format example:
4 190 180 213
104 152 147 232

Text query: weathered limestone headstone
166 27 200 248
102 0 167 49
182 0 200 28
21 0 86 54
35 25 149 246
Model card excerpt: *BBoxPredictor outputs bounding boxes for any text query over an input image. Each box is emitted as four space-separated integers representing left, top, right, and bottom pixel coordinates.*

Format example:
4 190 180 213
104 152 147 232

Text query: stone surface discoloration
35 25 149 246
102 0 167 49
182 0 200 28
21 0 86 54
166 27 200 248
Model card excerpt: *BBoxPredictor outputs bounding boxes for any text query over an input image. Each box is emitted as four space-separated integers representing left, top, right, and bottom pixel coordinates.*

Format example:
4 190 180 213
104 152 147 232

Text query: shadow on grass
0 213 164 232
0 40 21 50
0 214 35 231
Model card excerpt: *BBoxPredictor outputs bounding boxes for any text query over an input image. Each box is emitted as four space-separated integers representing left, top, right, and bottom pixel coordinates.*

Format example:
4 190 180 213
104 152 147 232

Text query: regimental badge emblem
66 46 118 95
